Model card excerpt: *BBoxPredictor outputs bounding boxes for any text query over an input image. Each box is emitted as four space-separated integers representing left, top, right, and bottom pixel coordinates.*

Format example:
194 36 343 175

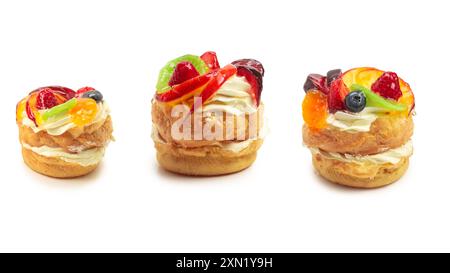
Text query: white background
0 0 449 253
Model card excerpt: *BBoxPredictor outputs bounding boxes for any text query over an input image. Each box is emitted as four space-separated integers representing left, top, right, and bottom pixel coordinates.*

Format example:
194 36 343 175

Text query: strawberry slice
371 72 402 101
30 86 75 100
36 88 59 110
168 62 200 87
191 64 237 112
200 51 220 70
76 86 96 95
327 78 349 112
156 72 215 103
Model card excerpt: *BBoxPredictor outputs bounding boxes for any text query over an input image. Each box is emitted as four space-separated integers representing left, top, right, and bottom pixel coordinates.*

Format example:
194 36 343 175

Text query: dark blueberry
303 74 326 92
326 69 342 87
345 91 366 112
82 90 103 103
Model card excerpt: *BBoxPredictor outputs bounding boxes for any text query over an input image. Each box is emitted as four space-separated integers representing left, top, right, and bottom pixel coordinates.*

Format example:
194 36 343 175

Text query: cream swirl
21 102 110 136
326 107 387 132
202 75 257 115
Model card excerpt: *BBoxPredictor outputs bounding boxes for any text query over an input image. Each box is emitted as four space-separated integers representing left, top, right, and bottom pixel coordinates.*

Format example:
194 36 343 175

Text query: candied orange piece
302 90 328 130
69 98 98 127
16 98 27 122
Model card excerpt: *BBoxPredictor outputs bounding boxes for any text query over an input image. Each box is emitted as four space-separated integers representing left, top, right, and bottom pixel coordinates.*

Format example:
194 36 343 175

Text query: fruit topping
156 72 215 103
327 78 348 112
156 55 209 93
344 91 366 113
302 90 328 130
231 59 264 77
303 74 327 93
201 51 220 70
16 98 27 122
69 98 98 126
371 72 402 101
231 59 264 105
35 88 59 110
81 90 103 103
30 86 76 101
236 66 263 106
42 98 77 122
350 84 407 112
26 93 39 125
326 69 342 87
192 64 237 112
76 86 96 95
168 62 200 87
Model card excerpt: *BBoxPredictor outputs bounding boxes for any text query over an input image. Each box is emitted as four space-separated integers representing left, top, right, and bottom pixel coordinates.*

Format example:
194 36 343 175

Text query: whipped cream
309 141 413 165
151 124 266 153
22 143 105 166
21 102 110 136
202 75 257 115
326 107 387 132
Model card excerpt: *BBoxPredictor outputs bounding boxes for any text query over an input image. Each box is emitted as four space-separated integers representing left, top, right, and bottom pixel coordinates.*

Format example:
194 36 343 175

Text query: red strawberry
200 51 220 70
31 86 75 100
76 86 96 95
36 88 58 110
371 72 402 101
327 78 348 112
156 72 215 102
236 66 263 106
191 64 237 112
168 62 200 87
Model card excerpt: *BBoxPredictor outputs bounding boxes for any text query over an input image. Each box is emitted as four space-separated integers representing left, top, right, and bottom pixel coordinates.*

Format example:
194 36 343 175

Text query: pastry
16 86 113 178
302 68 415 188
152 52 266 176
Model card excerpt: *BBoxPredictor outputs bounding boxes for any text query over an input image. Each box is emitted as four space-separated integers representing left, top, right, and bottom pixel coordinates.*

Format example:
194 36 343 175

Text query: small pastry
152 51 265 176
302 68 415 188
16 86 113 178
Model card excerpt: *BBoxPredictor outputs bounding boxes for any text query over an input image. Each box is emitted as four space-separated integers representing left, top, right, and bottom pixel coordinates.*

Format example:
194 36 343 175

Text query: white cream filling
22 102 110 136
202 75 257 115
22 143 105 166
151 122 268 153
309 141 413 165
326 107 387 132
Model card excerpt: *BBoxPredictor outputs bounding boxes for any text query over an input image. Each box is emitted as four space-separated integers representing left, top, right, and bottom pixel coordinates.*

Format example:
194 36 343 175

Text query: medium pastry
152 51 265 176
302 67 415 188
16 86 113 178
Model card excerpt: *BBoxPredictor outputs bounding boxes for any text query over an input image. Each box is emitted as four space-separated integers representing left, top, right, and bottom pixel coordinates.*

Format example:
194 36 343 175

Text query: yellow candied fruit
16 98 27 122
69 98 98 127
302 90 328 130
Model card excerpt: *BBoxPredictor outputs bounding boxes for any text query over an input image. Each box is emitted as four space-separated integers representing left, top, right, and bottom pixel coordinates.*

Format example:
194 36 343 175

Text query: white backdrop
0 0 449 252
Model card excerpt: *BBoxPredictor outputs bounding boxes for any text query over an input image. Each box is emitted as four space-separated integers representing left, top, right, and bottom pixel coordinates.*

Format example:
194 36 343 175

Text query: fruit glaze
16 86 110 136
302 67 415 132
154 51 264 115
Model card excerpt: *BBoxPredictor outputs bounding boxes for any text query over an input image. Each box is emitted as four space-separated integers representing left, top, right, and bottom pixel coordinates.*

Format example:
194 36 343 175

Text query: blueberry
82 90 103 103
345 91 366 112
326 69 342 87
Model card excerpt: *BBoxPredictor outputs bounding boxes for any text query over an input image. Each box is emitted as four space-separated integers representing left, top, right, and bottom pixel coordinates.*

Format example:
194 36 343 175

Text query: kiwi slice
350 84 407 112
42 98 77 121
156 54 209 94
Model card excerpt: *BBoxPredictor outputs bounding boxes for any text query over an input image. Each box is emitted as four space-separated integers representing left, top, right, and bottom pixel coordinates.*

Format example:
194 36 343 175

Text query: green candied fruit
42 98 77 121
350 84 407 112
156 54 209 94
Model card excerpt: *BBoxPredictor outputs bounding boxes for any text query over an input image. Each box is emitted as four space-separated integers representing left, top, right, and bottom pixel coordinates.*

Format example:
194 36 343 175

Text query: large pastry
152 52 265 176
302 68 415 188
